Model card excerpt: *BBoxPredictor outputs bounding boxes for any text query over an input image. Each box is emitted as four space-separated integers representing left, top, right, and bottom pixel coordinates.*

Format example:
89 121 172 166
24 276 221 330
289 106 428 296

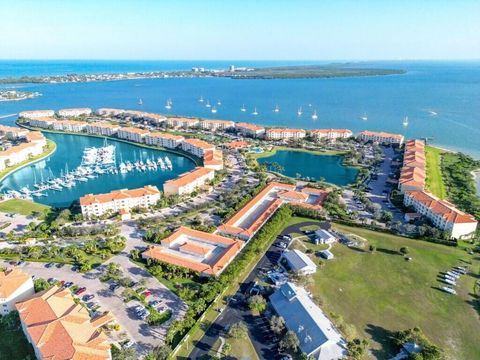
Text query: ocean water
0 132 195 207
0 60 479 159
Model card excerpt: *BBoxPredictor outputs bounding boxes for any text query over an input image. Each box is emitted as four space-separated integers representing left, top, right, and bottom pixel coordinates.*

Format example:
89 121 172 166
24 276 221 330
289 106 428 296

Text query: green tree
400 246 409 256
228 321 248 339
279 330 300 352
269 315 286 335
247 294 267 313
34 278 51 292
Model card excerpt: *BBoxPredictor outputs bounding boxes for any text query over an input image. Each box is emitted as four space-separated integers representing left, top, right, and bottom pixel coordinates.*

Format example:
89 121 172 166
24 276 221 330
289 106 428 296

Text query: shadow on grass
376 248 401 256
365 323 397 360
348 246 367 253
466 293 480 317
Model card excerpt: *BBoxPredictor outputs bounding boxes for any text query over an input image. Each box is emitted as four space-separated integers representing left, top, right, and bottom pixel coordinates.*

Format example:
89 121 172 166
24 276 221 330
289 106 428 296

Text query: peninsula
0 90 41 101
0 64 404 84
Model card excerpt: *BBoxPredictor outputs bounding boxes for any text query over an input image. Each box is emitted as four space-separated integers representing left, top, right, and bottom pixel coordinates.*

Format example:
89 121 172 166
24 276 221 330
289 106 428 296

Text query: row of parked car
440 266 468 295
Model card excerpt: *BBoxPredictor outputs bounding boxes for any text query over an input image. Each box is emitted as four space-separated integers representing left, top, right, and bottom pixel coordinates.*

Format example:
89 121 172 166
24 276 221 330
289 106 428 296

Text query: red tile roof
80 185 159 206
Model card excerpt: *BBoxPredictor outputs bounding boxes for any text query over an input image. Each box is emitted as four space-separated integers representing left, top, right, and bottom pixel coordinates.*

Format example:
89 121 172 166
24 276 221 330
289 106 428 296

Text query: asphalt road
188 239 285 359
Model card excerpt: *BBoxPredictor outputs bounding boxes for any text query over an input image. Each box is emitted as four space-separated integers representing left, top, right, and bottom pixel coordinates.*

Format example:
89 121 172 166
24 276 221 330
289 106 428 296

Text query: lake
257 150 358 186
0 132 196 208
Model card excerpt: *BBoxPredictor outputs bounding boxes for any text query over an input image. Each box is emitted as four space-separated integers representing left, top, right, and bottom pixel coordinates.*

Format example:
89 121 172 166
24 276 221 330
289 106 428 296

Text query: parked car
110 283 120 291
56 263 65 268
143 290 152 297
83 294 95 301
75 287 86 295
64 282 74 288
47 277 57 284
123 341 135 349
149 300 160 307
45 263 54 268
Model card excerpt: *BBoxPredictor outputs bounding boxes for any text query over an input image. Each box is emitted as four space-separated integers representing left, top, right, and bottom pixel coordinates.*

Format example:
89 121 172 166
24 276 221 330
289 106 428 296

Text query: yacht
51 184 62 191
211 106 217 114
205 100 211 108
403 116 409 127
252 107 258 116
165 99 172 110
297 107 303 116
240 104 246 112
217 100 222 105
312 110 318 120
199 96 204 103
429 110 438 116
360 112 368 121
273 104 280 113
138 98 143 105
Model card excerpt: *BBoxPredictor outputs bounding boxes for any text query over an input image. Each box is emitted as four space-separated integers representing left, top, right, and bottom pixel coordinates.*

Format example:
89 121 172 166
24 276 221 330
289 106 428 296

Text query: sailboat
138 98 143 105
273 104 280 113
199 96 204 103
311 110 318 120
205 100 211 108
165 99 172 110
297 107 303 116
211 106 217 114
252 107 258 116
240 104 246 112
403 116 409 127
360 112 368 121
217 100 222 105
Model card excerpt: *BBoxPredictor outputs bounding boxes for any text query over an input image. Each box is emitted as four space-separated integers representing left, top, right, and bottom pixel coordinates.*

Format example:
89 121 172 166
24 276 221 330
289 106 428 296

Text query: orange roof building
265 128 306 140
86 122 120 136
145 131 185 149
235 122 265 137
358 130 404 145
404 190 477 239
16 286 113 360
163 167 215 195
309 129 353 140
200 119 235 131
218 182 329 240
80 185 160 218
181 138 216 157
224 140 250 150
203 149 224 170
399 139 426 193
165 117 200 128
0 130 47 171
58 108 92 117
0 269 34 315
142 227 244 276
117 126 151 143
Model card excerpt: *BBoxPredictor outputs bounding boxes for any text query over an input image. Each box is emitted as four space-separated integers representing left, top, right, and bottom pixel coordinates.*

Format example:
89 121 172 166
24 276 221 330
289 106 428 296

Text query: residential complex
86 122 120 137
218 182 329 240
310 128 353 141
357 130 404 145
142 227 243 276
117 126 150 143
270 282 346 359
144 131 184 149
165 117 199 129
199 119 235 131
235 122 265 138
52 119 88 132
181 138 215 157
163 167 215 195
0 124 29 139
404 190 478 239
16 286 113 360
58 107 92 117
0 128 47 171
265 128 306 140
19 109 55 119
0 269 34 315
203 149 224 170
27 117 54 129
399 139 426 193
80 185 161 218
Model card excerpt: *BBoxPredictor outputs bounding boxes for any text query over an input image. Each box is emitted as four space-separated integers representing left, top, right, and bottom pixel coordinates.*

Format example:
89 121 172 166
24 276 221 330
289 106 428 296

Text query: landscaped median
0 139 56 182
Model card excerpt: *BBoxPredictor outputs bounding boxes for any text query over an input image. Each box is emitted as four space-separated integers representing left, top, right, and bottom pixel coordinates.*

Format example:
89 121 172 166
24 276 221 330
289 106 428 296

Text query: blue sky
1 0 479 60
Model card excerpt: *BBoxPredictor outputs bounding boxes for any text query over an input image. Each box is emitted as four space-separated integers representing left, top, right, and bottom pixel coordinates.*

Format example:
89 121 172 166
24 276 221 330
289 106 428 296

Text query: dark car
110 283 120 291
75 287 86 295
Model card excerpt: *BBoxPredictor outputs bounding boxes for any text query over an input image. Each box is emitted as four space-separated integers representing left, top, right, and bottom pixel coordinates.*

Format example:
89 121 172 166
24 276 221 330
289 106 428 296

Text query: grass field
0 198 50 216
210 336 260 360
293 222 480 359
0 314 36 360
425 145 447 199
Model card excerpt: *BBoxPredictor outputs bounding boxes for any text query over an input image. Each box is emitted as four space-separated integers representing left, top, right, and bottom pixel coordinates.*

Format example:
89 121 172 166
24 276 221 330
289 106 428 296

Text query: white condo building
19 110 55 119
235 122 266 138
310 128 353 140
145 131 185 149
117 127 150 143
199 120 235 131
404 190 478 239
58 108 92 117
27 117 54 129
80 185 161 218
0 269 34 315
163 167 215 195
358 130 404 145
265 128 306 140
165 117 200 129
181 138 215 157
52 120 88 132
86 122 120 137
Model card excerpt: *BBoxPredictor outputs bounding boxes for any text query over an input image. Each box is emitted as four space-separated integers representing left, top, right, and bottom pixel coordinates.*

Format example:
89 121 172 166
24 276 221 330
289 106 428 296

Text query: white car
443 278 456 286
441 286 457 295
123 340 135 348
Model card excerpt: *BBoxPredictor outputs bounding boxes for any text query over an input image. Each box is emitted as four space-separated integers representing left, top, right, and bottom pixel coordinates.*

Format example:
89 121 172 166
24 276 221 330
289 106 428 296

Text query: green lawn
0 199 50 216
302 222 480 359
0 314 36 360
425 146 447 199
210 336 260 360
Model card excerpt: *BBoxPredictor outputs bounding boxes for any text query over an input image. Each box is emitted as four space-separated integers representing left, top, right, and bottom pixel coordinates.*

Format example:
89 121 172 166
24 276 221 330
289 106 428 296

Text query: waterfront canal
0 132 196 208
257 150 358 186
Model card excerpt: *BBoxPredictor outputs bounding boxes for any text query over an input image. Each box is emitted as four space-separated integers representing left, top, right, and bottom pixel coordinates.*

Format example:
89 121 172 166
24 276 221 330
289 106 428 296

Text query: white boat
273 104 280 113
20 186 31 195
403 116 409 127
360 112 368 121
428 110 438 116
211 106 217 114
252 107 258 116
217 100 221 105
240 104 246 112
164 156 172 170
138 98 143 105
199 96 204 103
32 192 46 197
51 184 62 191
158 158 166 170
165 99 172 109
297 107 302 116
77 177 88 182
312 110 318 120
205 100 211 108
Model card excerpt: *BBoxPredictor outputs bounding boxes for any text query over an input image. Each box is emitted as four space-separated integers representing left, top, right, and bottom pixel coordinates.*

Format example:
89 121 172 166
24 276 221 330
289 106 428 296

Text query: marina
0 132 195 207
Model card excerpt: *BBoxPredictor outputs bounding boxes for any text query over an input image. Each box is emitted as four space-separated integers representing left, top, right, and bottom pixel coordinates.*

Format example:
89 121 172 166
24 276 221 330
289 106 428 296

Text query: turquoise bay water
1 61 479 158
0 132 196 207
258 150 358 186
